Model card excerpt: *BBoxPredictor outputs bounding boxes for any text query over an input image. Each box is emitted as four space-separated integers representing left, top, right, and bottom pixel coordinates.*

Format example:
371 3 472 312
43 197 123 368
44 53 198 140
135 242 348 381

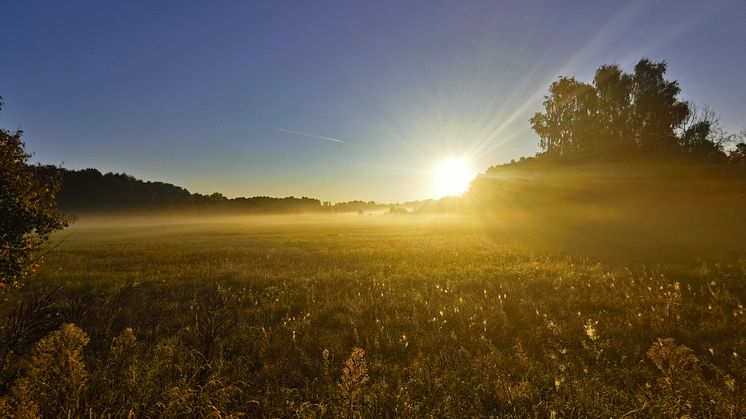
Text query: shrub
0 323 89 418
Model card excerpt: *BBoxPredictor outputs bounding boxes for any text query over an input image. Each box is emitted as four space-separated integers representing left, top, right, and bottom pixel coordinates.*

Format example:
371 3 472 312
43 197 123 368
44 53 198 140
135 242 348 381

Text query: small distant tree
0 97 71 289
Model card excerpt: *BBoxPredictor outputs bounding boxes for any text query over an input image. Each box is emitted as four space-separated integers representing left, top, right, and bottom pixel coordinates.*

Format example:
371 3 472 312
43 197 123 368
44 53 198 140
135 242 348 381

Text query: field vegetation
1 214 744 417
3 57 746 417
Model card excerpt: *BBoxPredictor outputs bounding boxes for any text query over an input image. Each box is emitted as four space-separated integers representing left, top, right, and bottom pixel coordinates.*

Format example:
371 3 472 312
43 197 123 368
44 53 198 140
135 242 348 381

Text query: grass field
2 214 745 417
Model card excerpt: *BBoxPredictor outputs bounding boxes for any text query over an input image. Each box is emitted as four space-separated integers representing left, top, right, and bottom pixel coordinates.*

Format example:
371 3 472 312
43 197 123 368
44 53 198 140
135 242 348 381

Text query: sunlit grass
1 214 742 417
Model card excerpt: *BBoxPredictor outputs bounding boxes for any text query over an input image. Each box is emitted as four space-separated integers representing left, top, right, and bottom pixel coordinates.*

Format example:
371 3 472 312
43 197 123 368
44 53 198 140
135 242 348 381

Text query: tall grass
0 215 744 417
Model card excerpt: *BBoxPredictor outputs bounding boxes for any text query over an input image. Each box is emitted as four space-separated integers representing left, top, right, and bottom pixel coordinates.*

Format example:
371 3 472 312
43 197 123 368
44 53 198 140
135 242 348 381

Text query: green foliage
0 98 71 288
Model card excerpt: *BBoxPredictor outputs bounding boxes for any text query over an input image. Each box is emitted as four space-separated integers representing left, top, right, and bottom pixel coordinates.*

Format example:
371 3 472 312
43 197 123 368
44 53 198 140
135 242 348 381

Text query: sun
432 157 476 198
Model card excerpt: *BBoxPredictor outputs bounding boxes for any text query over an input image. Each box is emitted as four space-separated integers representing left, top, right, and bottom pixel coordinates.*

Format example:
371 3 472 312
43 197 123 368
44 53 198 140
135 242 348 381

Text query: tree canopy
0 97 71 288
530 58 730 158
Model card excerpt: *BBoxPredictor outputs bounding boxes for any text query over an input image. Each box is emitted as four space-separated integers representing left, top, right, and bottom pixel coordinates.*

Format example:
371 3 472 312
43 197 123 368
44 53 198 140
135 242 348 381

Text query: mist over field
5 153 746 417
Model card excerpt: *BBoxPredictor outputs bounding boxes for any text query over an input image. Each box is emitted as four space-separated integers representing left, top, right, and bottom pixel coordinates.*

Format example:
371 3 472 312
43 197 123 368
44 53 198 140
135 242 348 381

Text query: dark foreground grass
1 214 745 417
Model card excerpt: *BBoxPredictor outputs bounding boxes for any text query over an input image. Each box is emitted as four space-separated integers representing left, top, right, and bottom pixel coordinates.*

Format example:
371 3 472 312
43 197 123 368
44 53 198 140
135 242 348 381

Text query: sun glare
433 157 476 198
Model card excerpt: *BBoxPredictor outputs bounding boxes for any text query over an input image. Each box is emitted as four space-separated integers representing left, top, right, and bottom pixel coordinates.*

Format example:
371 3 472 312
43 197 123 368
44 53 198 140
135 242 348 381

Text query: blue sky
1 0 744 202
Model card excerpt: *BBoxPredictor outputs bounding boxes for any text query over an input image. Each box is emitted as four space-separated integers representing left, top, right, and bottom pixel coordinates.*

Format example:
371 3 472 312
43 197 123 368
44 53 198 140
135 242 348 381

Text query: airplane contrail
276 128 345 144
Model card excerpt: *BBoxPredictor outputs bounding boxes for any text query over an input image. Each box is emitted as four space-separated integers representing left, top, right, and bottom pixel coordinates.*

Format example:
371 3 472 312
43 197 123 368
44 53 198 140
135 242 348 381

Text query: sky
1 0 744 203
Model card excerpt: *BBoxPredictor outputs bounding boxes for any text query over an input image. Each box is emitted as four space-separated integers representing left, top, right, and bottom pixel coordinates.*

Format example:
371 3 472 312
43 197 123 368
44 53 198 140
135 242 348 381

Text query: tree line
49 167 321 214
48 167 390 214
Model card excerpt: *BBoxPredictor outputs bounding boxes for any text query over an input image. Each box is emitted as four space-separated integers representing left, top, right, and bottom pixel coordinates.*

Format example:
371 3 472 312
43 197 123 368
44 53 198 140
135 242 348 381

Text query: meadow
1 214 745 417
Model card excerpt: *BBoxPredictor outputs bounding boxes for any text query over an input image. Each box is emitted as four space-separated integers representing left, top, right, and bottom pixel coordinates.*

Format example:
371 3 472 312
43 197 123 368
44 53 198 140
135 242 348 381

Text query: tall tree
593 64 634 151
0 97 71 289
630 59 690 151
529 77 597 155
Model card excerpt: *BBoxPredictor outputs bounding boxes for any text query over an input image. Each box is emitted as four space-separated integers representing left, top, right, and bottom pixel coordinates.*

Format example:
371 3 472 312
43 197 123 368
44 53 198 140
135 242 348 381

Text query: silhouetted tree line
530 58 746 172
45 167 315 214
40 167 389 215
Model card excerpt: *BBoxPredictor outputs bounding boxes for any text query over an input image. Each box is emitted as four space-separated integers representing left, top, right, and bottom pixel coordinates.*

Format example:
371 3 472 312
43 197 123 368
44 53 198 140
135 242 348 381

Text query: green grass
2 214 745 417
